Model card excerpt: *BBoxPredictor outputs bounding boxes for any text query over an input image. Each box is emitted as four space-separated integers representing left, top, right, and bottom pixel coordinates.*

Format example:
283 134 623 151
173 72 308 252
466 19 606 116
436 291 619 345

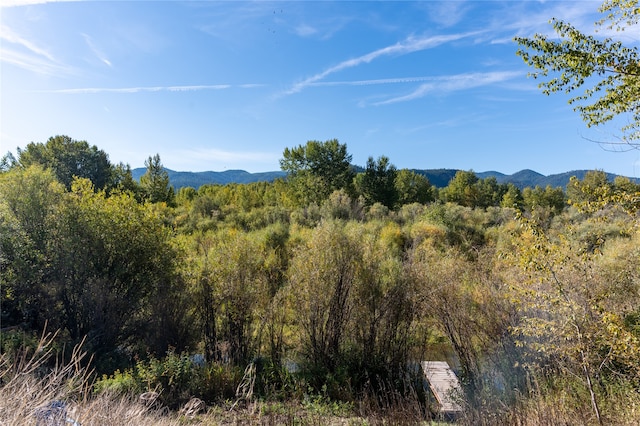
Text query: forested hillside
2 135 640 424
131 166 635 190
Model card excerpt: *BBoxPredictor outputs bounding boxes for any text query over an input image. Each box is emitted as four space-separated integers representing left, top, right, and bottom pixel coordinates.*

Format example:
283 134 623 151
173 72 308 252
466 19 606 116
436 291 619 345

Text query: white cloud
1 24 55 61
374 71 522 105
0 24 76 76
166 85 231 92
283 31 480 96
309 76 448 87
39 84 245 94
0 45 71 75
294 23 317 37
82 33 112 68
504 1 600 39
426 1 472 28
1 0 78 7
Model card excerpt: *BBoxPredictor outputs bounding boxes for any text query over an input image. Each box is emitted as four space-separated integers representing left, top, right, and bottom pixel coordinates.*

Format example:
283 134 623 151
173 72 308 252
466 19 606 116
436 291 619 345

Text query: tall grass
0 330 369 425
0 330 180 426
458 374 640 426
8 329 640 425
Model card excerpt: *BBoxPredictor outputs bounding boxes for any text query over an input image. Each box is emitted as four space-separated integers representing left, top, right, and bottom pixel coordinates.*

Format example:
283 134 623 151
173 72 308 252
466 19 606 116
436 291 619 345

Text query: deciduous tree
394 169 435 206
288 220 359 373
441 170 480 207
0 168 187 369
516 0 640 147
506 213 640 424
280 139 355 205
15 135 114 190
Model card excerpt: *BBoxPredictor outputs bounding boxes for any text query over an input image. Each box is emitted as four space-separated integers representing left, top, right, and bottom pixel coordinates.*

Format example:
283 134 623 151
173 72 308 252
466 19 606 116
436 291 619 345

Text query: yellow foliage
409 221 447 248
379 221 405 255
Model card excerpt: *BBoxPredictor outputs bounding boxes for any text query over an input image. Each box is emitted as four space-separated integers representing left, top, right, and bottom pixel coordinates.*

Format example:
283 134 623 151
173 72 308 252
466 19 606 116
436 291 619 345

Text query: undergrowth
4 330 640 425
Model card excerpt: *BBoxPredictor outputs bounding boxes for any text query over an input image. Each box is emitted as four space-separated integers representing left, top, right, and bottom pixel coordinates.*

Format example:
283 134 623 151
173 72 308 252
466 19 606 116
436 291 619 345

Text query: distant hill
132 168 286 189
414 169 630 189
132 167 635 190
410 169 459 188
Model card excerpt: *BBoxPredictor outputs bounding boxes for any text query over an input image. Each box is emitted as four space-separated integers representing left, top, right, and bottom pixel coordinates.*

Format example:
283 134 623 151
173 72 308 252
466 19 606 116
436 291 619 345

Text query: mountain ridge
132 167 637 190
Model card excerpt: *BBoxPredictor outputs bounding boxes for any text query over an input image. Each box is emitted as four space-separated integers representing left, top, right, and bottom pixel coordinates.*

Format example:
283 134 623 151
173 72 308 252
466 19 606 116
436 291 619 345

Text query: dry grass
7 331 640 425
0 331 368 425
0 330 180 426
457 385 640 426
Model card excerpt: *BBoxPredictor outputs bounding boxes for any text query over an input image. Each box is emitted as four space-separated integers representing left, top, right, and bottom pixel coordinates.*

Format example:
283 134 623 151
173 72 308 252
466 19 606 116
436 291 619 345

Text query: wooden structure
421 361 464 417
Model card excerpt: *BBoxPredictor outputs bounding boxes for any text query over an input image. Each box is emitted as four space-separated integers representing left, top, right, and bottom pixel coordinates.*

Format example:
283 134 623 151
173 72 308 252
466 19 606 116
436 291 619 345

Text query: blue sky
2 1 640 177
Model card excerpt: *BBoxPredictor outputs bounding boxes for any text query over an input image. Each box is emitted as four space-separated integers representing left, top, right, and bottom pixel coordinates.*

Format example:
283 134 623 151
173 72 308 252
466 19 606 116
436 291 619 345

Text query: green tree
441 170 480 207
280 139 355 205
0 152 17 172
53 179 187 360
213 230 263 364
394 169 435 206
614 175 640 193
0 168 188 368
15 135 114 190
516 0 640 146
320 189 365 221
288 220 359 373
566 170 612 207
140 154 175 205
507 214 640 425
564 171 640 217
476 176 507 208
351 221 416 384
185 228 274 365
355 156 398 209
0 166 64 330
258 222 291 367
522 185 566 215
110 162 142 197
501 183 525 210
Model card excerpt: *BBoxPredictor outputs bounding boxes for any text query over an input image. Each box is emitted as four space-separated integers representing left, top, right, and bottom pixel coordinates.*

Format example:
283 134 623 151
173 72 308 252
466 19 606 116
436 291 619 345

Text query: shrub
94 351 242 409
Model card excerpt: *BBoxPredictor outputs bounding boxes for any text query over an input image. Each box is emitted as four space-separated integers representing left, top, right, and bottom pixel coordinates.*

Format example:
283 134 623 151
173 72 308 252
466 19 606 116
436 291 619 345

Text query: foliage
320 189 365 221
522 185 566 216
140 154 175 205
408 241 523 407
14 135 115 190
280 139 355 205
506 211 640 424
110 162 142 197
441 170 508 208
5 135 640 422
501 183 525 210
95 350 241 408
288 220 359 375
516 0 640 146
395 168 435 206
441 170 480 207
0 168 188 370
567 169 640 217
355 155 398 208
349 221 417 385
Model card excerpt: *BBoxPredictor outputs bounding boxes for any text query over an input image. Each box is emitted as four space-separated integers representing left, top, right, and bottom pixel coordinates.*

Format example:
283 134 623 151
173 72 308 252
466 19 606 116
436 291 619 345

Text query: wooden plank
421 361 464 414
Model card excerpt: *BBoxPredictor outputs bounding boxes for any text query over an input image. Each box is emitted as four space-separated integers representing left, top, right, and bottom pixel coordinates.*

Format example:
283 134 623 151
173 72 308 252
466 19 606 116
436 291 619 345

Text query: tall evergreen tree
140 154 175 205
356 156 398 209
